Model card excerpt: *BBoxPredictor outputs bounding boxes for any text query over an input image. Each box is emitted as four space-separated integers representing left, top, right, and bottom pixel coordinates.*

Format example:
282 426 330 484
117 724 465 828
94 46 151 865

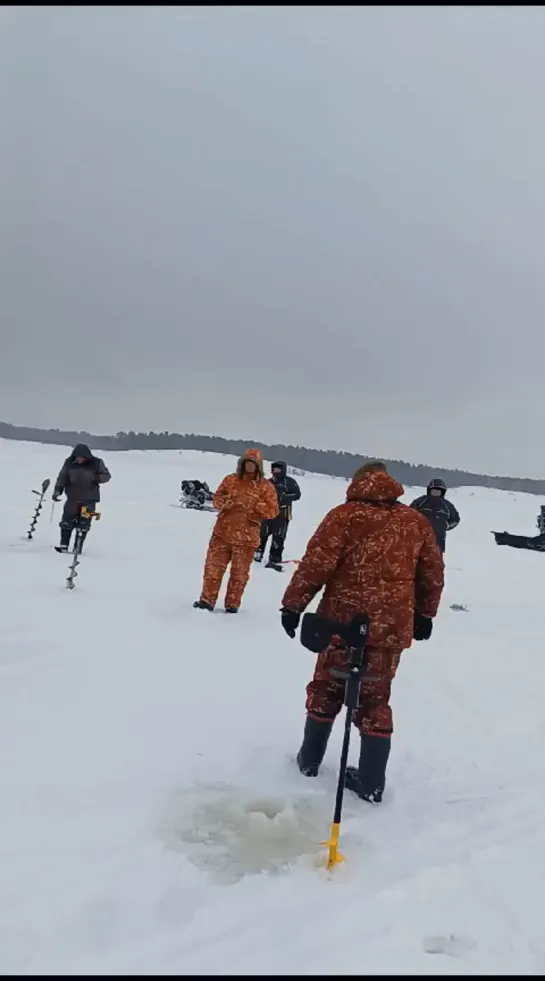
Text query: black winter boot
193 599 214 611
55 526 72 553
345 734 391 803
296 714 334 777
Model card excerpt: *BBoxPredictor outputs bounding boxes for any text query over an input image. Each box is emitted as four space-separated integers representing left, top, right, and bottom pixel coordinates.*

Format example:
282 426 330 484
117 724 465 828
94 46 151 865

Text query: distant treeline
1 421 544 496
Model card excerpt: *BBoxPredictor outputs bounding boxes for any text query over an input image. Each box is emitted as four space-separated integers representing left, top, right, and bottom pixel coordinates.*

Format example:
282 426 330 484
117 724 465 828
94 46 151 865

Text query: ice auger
66 506 101 590
26 478 51 540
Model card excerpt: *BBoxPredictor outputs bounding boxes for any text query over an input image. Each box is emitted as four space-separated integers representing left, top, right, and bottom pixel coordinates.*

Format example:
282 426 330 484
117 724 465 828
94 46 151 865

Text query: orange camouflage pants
200 535 255 610
306 643 403 737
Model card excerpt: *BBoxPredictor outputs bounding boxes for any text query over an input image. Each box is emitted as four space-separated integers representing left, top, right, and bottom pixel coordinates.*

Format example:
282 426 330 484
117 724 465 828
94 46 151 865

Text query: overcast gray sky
1 6 545 476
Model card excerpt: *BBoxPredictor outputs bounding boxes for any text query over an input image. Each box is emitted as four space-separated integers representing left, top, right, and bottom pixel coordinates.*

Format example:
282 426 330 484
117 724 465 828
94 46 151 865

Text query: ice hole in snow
160 782 331 883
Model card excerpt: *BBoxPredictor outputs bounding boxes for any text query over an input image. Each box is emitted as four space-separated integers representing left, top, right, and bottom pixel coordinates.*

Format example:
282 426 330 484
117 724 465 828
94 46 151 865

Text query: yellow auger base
321 822 345 869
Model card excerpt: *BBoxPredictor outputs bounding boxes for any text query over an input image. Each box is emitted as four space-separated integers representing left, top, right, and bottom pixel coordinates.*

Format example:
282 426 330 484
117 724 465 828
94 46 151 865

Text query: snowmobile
180 480 216 512
492 503 545 552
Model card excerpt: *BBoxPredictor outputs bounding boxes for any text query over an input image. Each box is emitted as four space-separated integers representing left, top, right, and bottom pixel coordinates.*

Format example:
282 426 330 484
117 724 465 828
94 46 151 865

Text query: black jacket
54 443 111 504
269 462 301 525
410 494 460 552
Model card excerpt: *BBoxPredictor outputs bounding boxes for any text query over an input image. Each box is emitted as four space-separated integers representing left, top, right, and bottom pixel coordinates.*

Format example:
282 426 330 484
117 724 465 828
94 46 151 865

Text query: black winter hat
427 477 447 494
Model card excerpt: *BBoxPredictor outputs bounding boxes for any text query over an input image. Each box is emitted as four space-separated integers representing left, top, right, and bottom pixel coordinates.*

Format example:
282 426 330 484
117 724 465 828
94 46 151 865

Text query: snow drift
0 439 544 975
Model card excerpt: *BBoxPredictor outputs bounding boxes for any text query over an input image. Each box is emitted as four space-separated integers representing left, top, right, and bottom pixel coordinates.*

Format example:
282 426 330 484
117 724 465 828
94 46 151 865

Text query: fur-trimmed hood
236 447 264 478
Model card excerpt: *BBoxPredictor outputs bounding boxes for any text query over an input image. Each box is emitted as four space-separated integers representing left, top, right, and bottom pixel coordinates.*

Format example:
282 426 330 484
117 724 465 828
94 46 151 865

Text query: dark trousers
59 500 96 546
60 499 97 529
257 518 289 564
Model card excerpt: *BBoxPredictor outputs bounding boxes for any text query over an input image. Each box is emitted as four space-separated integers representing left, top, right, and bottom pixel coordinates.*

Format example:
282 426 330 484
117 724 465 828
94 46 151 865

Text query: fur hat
236 447 264 477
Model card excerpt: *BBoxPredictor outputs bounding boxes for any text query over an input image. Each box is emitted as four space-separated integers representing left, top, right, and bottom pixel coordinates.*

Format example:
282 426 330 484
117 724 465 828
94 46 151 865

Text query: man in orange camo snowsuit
280 461 444 803
194 448 278 613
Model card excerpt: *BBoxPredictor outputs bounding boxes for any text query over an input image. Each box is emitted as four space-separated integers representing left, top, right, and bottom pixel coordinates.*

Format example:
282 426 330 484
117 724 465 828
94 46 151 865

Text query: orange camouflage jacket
281 470 444 649
211 448 279 549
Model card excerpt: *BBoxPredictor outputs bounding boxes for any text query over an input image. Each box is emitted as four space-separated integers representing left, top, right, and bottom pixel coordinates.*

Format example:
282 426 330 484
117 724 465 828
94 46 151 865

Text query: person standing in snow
193 448 278 613
279 461 444 803
52 443 111 552
254 461 301 571
410 478 460 554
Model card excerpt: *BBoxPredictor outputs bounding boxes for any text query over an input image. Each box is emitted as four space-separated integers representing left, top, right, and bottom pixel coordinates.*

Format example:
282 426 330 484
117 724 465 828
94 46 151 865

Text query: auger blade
321 823 345 870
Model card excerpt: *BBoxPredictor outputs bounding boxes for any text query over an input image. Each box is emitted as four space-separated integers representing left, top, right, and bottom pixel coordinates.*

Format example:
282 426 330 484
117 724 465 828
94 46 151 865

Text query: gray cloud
1 6 545 475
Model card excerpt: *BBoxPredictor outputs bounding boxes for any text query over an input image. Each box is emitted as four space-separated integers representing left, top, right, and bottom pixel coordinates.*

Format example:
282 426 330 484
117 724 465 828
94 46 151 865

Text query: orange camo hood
236 447 264 478
346 468 404 504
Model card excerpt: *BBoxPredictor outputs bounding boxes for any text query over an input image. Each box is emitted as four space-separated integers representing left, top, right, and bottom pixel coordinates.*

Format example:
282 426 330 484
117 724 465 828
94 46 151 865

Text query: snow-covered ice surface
1 438 545 975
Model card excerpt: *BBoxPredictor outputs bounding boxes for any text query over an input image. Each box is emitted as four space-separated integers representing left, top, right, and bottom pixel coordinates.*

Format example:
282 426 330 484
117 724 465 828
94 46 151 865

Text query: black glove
52 492 62 502
413 612 433 641
281 608 301 639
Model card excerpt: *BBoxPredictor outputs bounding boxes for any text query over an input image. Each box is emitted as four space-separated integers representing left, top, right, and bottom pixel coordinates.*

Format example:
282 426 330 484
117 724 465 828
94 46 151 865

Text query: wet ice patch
159 781 331 884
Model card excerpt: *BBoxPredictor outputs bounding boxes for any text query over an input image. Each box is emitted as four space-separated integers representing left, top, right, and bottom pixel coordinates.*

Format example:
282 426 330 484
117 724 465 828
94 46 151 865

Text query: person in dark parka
410 478 460 554
254 461 301 570
52 443 111 551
